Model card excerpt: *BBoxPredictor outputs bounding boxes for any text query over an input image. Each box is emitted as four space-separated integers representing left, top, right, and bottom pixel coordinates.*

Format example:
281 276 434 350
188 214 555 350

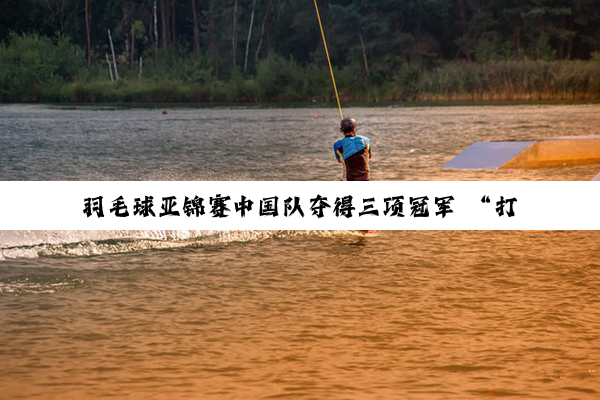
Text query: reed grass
1 32 598 104
416 60 600 102
59 59 599 104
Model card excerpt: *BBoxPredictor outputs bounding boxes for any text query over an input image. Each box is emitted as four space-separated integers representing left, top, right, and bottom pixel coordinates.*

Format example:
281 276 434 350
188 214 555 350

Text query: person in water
333 117 372 181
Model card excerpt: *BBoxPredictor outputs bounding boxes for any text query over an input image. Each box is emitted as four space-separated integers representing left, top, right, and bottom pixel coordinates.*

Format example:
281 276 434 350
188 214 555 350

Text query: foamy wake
0 230 351 260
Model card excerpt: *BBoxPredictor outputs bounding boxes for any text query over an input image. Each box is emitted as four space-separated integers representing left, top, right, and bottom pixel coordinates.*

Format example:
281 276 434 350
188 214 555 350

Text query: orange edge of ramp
443 136 600 170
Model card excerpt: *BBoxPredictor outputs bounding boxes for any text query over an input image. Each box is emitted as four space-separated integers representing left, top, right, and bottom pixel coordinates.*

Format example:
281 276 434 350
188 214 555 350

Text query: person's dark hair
340 117 357 134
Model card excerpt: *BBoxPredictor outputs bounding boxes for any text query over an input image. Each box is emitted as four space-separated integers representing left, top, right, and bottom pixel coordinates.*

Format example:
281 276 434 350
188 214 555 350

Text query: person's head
340 117 357 136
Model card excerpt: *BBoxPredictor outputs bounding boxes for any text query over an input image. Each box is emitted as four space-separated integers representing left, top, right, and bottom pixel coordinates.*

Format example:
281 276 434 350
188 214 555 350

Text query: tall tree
191 0 200 54
85 0 91 66
160 0 169 49
254 0 271 63
243 0 257 72
232 0 239 67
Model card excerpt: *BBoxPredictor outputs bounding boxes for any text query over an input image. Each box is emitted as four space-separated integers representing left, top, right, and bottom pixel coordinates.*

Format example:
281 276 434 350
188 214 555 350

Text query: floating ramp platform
443 136 600 170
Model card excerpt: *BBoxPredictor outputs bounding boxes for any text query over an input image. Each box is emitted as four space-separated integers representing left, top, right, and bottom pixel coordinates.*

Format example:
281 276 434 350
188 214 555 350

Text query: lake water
0 104 599 399
1 104 599 181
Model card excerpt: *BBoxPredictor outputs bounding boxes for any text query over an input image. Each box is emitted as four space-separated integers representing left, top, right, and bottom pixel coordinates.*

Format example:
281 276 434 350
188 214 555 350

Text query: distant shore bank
3 59 598 105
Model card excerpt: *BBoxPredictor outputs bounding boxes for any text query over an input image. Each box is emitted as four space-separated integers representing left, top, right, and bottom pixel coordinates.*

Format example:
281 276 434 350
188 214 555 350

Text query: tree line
1 0 599 102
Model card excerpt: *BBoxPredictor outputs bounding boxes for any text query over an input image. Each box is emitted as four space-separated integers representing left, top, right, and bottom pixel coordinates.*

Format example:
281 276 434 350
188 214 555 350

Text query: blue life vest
333 136 371 161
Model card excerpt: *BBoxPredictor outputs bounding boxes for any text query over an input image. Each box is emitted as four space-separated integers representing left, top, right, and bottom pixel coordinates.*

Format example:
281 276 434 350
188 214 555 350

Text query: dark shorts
345 148 370 181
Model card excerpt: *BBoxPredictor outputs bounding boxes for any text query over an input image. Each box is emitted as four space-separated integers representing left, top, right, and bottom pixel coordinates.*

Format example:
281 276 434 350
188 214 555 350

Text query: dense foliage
1 0 599 102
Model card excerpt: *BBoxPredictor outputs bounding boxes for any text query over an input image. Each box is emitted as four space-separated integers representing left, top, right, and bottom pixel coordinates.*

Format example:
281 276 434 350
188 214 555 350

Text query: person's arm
333 142 343 163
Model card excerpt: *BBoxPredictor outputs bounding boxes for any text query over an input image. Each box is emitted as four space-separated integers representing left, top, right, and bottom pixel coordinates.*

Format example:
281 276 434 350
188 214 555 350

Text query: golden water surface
0 231 599 399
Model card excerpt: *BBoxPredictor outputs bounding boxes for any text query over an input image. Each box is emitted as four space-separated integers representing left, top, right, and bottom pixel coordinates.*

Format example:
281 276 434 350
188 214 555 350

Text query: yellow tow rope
313 0 344 120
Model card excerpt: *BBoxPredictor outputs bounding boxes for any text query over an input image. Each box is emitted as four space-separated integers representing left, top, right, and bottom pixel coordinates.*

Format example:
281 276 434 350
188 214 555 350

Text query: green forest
1 0 599 103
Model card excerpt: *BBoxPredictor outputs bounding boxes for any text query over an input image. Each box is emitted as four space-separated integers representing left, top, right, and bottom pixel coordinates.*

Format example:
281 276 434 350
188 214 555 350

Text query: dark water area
1 104 599 181
1 231 599 399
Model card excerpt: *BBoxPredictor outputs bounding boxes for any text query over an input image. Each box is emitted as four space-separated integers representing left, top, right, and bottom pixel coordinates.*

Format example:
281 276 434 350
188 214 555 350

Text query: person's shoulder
333 138 343 148
358 135 371 142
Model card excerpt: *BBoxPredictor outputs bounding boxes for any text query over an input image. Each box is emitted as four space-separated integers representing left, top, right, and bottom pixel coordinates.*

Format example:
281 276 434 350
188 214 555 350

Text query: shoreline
3 82 598 106
2 99 599 108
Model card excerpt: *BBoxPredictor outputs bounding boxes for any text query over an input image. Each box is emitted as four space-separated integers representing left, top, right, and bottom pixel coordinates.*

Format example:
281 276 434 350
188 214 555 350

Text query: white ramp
442 141 534 170
443 136 600 170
